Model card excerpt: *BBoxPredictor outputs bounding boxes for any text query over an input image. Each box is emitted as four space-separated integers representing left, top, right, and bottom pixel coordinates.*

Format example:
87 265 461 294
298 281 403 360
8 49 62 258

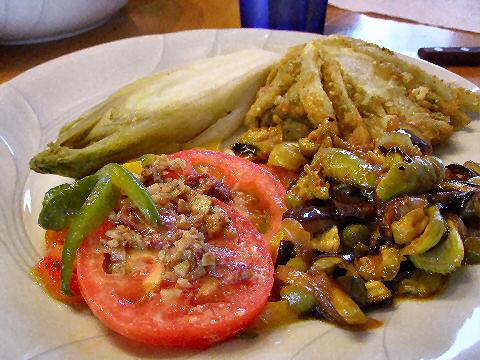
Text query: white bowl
0 0 127 44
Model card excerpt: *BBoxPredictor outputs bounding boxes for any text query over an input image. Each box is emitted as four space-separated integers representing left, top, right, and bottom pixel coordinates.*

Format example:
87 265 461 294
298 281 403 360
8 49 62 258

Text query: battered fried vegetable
377 156 445 201
318 35 480 114
245 36 479 152
297 42 336 128
321 45 454 144
245 46 303 128
320 52 371 146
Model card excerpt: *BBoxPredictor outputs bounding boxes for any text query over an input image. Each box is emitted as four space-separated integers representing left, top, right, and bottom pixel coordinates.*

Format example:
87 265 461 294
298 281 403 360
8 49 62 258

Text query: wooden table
1 0 479 86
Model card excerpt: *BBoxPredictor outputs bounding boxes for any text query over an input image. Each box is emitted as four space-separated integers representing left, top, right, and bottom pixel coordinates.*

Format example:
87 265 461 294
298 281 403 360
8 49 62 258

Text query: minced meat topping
102 155 245 293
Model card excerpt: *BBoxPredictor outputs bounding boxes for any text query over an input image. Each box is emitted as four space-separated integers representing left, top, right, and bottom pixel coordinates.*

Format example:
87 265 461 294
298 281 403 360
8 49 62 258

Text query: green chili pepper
58 163 163 295
38 175 98 231
376 156 445 202
313 148 379 189
61 177 119 295
98 163 163 228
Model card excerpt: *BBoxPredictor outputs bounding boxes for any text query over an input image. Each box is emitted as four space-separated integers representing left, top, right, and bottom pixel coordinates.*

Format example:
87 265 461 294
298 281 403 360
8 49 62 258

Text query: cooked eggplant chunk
394 270 448 298
377 156 445 201
313 148 379 189
409 217 464 274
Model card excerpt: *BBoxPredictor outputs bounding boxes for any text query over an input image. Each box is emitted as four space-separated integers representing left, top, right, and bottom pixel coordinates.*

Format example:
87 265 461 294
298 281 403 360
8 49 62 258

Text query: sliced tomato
77 201 274 348
44 228 68 248
33 229 85 304
170 150 286 242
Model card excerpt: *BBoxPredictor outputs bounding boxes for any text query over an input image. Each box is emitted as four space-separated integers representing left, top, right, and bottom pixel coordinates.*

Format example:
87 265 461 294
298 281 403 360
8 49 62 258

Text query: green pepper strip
60 163 163 295
99 163 163 228
60 177 119 295
38 175 98 231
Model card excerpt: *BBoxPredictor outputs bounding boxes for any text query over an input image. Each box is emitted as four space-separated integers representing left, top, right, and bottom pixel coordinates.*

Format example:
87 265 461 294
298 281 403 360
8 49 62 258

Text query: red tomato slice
77 201 274 348
170 150 286 242
33 229 85 304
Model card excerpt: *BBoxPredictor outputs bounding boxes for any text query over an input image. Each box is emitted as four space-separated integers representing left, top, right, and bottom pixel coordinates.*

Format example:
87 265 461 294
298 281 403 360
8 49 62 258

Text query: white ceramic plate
1 29 479 360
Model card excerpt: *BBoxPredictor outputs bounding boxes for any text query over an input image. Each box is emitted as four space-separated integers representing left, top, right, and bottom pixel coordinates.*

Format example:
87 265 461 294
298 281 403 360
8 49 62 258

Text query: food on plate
243 35 479 149
32 36 480 348
35 150 285 347
231 36 480 327
29 49 280 178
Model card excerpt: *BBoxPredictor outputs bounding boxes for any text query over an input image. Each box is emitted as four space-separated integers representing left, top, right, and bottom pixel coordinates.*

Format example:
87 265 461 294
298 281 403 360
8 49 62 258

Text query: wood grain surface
0 0 479 86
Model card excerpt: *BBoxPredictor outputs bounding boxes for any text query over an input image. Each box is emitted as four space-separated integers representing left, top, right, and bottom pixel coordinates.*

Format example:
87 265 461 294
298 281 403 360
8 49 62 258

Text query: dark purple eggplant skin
283 206 336 233
275 240 295 267
333 198 376 220
427 190 474 213
331 184 376 219
445 164 477 181
231 143 261 160
398 129 432 155
438 179 480 192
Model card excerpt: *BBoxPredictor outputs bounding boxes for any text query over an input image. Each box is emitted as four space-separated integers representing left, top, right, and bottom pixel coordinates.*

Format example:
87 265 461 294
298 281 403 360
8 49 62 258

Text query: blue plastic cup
240 0 328 34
